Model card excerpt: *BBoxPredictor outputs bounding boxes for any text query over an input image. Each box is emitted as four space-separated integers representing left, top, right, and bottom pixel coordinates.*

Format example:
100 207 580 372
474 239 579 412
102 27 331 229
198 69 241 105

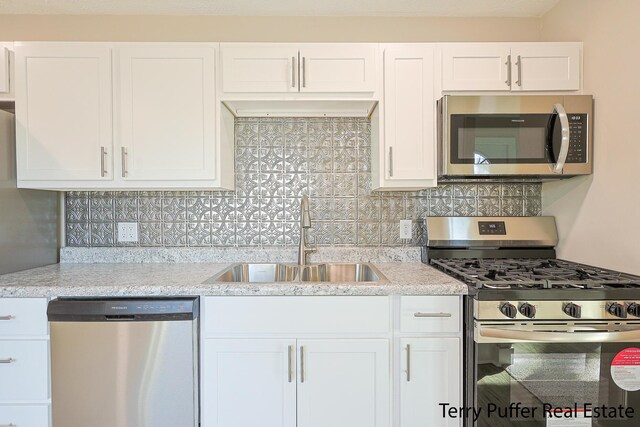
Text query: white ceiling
0 0 561 17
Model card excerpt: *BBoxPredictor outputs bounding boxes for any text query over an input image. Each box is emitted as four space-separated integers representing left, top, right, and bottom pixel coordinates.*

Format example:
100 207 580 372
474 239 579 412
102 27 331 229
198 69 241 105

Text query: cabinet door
0 44 9 94
297 339 390 427
383 45 436 183
202 339 296 427
299 44 377 93
399 338 461 427
442 44 511 91
511 43 581 91
221 44 299 93
15 44 113 181
116 46 216 181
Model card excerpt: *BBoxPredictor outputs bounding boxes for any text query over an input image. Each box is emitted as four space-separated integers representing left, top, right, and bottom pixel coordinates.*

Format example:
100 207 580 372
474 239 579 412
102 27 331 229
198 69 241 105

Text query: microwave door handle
552 103 571 174
479 326 640 343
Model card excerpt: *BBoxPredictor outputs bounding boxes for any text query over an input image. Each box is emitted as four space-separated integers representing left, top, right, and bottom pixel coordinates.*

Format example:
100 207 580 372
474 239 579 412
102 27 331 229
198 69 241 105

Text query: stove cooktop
430 258 640 291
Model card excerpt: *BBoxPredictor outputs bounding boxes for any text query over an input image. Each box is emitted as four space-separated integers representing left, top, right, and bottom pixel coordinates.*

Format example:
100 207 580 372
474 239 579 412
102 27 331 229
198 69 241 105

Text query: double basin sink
208 263 386 283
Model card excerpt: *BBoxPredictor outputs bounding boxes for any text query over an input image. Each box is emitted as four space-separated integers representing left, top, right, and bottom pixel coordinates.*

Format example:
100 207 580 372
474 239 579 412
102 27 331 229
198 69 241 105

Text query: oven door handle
479 326 640 343
552 103 571 174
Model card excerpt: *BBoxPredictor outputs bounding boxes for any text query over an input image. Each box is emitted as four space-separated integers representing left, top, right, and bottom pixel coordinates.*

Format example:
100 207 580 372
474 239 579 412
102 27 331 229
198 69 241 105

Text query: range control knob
500 302 517 319
563 303 582 318
519 303 536 319
608 303 627 318
628 303 640 317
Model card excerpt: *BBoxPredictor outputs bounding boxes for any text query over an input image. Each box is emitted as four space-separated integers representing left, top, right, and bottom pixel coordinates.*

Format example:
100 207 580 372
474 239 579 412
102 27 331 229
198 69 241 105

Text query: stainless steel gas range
424 217 640 427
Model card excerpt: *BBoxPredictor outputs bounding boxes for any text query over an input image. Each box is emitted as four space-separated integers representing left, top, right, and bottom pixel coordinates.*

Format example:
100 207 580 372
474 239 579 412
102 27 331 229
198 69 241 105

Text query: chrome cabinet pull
505 55 512 87
121 147 128 178
301 56 306 88
414 312 452 318
0 315 15 321
515 55 522 87
291 56 296 88
287 345 293 383
551 103 571 174
100 147 107 177
300 346 305 383
0 358 16 364
406 344 411 382
388 147 393 177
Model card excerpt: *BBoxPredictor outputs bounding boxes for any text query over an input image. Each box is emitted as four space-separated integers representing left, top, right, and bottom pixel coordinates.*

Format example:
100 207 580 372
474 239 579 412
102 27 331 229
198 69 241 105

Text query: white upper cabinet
373 44 437 190
442 43 511 91
298 44 377 93
116 45 217 182
510 43 581 91
221 43 377 94
222 44 299 93
442 42 581 92
15 44 113 182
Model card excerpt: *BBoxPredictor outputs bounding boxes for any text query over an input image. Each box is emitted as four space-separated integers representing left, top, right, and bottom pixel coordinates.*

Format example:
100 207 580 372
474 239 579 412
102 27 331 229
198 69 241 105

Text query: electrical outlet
399 220 412 239
117 222 139 243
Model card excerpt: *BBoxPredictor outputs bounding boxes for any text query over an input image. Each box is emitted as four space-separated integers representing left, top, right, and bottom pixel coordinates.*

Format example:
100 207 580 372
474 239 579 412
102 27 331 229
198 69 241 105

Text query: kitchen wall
65 117 542 248
0 15 541 42
541 0 640 275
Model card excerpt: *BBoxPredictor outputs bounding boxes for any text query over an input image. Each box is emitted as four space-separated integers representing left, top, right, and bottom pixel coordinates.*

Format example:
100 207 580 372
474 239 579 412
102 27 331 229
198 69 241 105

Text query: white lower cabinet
0 298 50 427
203 339 297 427
399 338 461 427
202 296 462 427
297 339 389 427
0 404 49 426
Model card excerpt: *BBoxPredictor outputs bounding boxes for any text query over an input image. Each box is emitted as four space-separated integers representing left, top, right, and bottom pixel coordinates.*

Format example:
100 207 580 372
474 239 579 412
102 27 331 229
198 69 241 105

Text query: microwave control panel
567 113 588 163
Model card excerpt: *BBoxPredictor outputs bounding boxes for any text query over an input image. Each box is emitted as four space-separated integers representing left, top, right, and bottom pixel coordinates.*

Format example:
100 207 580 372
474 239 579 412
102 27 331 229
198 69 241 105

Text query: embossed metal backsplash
65 117 542 247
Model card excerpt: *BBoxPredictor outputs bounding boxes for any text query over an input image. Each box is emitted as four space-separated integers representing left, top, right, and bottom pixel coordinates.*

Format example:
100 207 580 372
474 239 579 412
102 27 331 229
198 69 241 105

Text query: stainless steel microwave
438 95 594 178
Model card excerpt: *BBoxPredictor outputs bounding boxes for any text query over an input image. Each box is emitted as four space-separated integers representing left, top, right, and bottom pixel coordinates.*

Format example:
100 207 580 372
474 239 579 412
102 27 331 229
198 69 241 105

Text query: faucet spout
298 195 316 265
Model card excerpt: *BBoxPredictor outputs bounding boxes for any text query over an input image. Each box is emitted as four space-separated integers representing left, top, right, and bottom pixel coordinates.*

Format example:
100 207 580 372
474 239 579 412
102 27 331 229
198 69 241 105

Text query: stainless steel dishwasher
47 297 199 427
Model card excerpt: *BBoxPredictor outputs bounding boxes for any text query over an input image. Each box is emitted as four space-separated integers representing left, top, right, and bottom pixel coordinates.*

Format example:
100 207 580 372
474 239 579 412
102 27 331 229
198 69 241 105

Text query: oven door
440 95 593 177
472 321 640 427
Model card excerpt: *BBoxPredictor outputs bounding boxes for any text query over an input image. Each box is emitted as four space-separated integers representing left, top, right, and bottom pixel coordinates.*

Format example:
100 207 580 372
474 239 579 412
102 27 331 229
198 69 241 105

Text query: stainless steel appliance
424 217 640 426
0 108 58 274
48 297 199 427
438 95 594 178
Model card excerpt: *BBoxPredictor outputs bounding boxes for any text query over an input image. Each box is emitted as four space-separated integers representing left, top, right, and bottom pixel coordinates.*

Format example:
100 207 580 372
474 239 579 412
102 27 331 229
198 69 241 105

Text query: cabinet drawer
0 340 49 401
204 296 390 336
0 299 48 337
0 405 49 426
399 296 461 334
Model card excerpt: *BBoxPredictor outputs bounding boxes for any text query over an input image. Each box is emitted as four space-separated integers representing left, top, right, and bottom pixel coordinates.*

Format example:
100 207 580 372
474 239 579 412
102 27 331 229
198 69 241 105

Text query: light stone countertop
0 262 468 298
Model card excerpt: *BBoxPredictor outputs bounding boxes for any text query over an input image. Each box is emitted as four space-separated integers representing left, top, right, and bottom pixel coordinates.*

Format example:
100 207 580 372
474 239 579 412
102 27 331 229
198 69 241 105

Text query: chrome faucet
298 195 317 266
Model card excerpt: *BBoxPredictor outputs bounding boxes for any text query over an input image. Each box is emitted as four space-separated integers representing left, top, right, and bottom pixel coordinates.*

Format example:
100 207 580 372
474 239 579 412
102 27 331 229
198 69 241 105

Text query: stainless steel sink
208 263 299 283
300 263 384 282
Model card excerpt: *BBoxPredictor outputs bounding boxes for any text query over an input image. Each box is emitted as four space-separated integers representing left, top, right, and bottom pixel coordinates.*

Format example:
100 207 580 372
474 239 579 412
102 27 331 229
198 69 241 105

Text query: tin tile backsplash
65 117 542 248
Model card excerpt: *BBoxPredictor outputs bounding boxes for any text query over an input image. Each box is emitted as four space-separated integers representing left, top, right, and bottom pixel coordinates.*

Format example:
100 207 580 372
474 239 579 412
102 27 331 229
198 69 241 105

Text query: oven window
476 342 640 426
451 114 559 164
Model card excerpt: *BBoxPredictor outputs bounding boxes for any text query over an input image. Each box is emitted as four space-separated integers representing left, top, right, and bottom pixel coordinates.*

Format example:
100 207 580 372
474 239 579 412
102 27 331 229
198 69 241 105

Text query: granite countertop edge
0 262 469 298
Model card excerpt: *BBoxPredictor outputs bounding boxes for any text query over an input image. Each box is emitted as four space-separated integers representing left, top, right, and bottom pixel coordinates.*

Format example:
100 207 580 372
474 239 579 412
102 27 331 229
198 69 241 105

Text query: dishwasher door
48 297 199 427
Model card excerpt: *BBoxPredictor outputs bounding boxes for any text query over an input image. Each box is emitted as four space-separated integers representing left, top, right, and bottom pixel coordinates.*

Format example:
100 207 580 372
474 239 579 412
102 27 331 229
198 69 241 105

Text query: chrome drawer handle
0 315 15 321
0 358 16 364
0 423 17 427
414 312 452 318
